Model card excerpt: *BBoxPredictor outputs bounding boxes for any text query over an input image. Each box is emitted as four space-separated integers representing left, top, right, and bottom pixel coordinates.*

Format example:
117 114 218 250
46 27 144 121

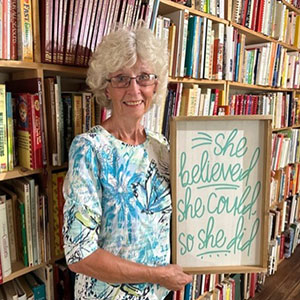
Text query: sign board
170 116 272 274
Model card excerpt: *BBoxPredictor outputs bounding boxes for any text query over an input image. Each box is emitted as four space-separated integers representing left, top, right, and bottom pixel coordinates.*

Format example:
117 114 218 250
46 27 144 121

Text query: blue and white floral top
63 125 172 300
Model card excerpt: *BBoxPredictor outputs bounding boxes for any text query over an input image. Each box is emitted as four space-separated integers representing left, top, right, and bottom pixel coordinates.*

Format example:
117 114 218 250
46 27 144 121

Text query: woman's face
106 59 157 122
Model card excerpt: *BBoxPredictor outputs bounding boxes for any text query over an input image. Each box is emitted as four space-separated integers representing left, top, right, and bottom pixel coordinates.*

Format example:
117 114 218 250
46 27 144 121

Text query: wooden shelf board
232 23 300 52
281 0 300 14
169 77 226 85
0 60 39 71
2 261 46 284
159 0 228 24
0 166 43 181
41 63 87 77
228 81 295 91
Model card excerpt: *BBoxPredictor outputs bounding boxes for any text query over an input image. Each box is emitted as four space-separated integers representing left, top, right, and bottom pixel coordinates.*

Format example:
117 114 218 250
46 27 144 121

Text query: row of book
228 92 298 129
0 0 33 61
0 272 45 300
44 76 99 166
272 164 300 204
268 221 300 275
232 0 300 47
0 260 75 300
40 0 161 66
175 273 265 300
271 129 300 171
240 42 299 88
161 10 299 87
0 176 50 282
194 0 225 18
0 78 47 172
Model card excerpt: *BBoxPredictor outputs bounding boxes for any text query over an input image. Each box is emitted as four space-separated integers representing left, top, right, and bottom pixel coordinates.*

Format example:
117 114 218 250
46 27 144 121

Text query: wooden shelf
272 124 300 132
281 0 300 14
159 0 229 25
2 261 46 284
169 77 226 85
232 23 300 51
0 166 43 181
228 81 295 91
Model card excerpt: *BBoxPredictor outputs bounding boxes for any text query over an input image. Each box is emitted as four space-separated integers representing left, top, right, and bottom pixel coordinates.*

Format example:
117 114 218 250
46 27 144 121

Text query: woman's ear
105 88 111 100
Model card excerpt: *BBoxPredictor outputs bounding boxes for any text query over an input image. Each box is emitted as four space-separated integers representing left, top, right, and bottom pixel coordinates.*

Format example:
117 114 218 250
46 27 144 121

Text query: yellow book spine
52 172 61 257
0 85 8 172
19 0 33 62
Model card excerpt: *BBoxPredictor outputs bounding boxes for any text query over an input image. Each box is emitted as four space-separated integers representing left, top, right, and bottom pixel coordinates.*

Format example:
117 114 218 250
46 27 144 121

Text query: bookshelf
0 0 299 299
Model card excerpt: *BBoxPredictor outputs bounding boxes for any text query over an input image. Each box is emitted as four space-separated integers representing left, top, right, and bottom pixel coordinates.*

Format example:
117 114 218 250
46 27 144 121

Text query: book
0 192 12 277
16 277 34 300
25 273 46 300
2 280 18 299
6 78 47 167
0 186 17 263
0 84 8 172
9 178 33 266
34 264 54 300
13 278 27 300
14 93 42 170
17 0 34 61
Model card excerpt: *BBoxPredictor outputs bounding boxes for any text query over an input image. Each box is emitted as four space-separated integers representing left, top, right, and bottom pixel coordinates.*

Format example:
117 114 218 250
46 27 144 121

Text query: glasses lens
137 74 156 86
111 75 130 88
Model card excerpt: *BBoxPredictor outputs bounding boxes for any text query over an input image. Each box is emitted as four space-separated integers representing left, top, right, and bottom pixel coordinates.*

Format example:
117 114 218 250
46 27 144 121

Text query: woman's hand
153 264 193 291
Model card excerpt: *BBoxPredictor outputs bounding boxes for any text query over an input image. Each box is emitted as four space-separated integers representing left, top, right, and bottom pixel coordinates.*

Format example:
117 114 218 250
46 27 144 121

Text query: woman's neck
101 117 146 145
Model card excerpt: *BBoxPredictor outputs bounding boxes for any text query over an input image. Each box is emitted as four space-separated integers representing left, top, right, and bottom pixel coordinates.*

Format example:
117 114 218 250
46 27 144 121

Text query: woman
63 25 192 300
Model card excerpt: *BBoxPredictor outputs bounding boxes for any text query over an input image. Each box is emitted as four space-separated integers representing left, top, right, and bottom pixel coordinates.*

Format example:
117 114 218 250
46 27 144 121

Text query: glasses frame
106 73 158 88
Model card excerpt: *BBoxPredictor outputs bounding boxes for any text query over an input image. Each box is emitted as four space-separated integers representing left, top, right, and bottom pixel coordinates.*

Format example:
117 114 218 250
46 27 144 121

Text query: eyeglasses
106 73 157 88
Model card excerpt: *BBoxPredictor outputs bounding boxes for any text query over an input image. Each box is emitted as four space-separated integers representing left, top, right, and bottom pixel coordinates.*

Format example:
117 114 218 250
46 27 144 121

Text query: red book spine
251 0 259 30
213 89 220 115
82 0 99 66
10 0 17 60
75 0 92 66
2 0 8 59
30 94 43 169
95 0 110 47
256 0 265 33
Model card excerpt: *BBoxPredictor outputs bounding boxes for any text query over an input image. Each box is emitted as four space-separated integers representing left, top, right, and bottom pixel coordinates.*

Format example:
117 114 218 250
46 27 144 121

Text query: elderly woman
63 25 192 300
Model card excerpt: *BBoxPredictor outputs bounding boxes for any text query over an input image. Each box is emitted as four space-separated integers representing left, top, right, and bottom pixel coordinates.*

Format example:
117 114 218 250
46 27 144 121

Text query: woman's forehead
110 59 154 76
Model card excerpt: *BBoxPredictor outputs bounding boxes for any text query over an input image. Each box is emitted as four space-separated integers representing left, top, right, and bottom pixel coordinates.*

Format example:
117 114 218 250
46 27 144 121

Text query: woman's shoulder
70 125 111 150
146 130 169 147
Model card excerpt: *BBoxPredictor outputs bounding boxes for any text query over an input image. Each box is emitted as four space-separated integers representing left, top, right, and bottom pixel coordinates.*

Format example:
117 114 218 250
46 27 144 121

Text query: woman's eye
117 76 128 82
139 74 150 81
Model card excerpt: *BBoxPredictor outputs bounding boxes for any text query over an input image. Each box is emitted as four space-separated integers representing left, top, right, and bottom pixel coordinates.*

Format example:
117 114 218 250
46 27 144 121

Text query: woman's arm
68 248 192 291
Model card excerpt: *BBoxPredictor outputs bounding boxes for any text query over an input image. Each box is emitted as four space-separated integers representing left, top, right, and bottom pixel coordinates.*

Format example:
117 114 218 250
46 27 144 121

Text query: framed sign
170 116 272 274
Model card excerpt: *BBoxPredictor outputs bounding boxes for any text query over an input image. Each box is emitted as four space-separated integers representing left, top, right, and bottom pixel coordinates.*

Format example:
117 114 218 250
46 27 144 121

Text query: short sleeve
63 134 102 265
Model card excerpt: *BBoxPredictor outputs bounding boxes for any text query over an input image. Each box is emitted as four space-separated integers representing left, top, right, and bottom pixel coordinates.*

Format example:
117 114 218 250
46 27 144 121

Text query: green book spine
18 199 28 267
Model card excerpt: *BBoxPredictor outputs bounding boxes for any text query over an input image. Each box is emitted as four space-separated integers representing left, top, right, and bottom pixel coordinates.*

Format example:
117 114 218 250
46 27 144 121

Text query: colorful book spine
0 84 7 172
17 0 33 61
6 92 14 171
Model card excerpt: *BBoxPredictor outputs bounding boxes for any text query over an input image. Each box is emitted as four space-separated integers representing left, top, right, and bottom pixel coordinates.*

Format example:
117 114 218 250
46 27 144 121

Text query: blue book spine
184 16 197 77
184 282 193 300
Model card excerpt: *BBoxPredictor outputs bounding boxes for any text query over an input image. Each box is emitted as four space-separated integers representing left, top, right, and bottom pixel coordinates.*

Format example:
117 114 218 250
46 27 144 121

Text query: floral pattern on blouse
63 126 172 300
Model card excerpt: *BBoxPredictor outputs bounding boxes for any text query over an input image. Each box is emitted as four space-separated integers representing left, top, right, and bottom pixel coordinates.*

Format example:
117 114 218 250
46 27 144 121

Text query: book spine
16 94 34 170
10 0 17 60
6 92 14 171
17 198 28 266
0 84 7 172
5 195 17 262
0 195 12 277
17 0 33 61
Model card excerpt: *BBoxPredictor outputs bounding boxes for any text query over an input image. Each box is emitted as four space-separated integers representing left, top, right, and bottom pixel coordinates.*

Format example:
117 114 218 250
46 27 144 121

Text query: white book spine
0 195 12 277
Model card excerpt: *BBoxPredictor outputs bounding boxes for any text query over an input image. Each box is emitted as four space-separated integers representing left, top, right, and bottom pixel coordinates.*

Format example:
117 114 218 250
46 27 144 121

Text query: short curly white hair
86 25 169 108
